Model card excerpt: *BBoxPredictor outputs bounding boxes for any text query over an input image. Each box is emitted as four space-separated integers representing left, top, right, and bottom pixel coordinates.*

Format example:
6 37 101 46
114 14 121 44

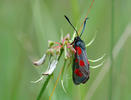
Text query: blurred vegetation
0 0 131 100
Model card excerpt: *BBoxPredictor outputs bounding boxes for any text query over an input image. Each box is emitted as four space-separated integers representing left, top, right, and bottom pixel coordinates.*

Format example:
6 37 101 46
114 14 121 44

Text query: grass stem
36 49 64 100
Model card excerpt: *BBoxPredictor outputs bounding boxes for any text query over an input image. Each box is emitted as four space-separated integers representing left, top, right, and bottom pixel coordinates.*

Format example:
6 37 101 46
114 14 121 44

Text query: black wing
72 41 90 85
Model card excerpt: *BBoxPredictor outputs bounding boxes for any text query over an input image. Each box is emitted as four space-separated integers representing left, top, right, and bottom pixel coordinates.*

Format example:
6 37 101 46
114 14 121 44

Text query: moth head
74 36 82 43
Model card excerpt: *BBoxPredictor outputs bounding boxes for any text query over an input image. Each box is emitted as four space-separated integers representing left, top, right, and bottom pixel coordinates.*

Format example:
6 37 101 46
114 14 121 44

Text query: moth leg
86 32 96 47
90 60 105 69
88 54 105 62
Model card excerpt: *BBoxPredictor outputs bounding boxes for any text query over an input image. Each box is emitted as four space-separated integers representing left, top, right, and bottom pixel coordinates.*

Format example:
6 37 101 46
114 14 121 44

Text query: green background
0 0 131 100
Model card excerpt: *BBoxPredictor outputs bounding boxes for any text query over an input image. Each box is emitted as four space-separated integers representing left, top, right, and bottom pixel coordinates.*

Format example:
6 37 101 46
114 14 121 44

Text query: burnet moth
64 15 90 85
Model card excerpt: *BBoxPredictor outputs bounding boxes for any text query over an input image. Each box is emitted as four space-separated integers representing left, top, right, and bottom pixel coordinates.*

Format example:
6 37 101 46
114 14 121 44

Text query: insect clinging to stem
33 0 105 99
64 15 90 85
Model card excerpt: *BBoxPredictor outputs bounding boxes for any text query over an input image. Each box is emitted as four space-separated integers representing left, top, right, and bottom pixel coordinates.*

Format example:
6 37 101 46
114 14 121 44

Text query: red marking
75 46 82 55
79 60 85 67
75 59 78 63
75 46 77 50
74 69 83 77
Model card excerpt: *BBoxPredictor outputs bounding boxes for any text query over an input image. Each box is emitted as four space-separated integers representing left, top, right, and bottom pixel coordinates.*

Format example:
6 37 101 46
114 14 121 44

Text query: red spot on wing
79 60 85 67
75 59 78 63
74 69 83 77
75 46 82 55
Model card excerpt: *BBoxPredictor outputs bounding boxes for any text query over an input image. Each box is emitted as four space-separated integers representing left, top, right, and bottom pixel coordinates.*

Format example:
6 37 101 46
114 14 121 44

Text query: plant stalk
36 49 64 100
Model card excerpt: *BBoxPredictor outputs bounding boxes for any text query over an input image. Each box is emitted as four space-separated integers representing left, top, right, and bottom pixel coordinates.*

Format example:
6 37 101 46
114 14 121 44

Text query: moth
65 15 90 85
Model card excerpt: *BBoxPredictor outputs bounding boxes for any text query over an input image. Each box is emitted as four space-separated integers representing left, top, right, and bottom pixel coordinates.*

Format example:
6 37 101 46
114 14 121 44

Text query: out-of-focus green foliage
0 0 131 100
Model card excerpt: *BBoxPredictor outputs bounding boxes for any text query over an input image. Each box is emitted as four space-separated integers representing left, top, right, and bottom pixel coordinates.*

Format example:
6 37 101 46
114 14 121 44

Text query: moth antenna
80 18 88 37
78 0 95 34
64 15 79 36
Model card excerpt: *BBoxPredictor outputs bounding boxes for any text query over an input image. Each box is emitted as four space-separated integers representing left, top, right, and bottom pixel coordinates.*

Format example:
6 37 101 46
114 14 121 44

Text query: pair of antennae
65 0 95 36
64 15 88 37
